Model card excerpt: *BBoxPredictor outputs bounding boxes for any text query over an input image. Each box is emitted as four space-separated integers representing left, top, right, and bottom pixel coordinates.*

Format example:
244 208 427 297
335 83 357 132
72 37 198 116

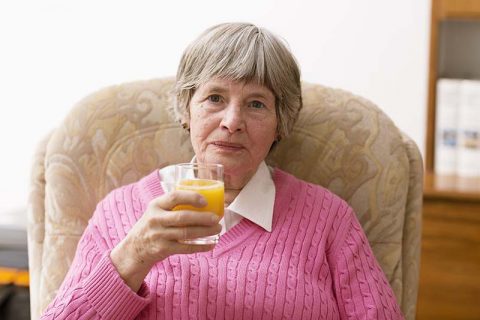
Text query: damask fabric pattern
27 78 423 320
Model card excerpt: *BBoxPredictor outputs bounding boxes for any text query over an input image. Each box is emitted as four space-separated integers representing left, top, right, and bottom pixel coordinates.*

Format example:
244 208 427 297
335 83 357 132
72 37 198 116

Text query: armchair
28 78 423 319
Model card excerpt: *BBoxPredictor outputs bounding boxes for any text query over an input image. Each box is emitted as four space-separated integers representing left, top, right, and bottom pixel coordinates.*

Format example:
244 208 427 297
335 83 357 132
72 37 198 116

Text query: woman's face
188 78 277 186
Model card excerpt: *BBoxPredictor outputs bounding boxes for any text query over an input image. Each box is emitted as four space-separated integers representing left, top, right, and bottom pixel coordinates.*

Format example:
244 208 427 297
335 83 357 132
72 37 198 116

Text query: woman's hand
110 190 222 292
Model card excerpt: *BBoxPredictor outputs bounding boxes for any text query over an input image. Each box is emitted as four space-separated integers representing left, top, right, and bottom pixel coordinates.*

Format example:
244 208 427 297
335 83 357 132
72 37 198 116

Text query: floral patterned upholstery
27 78 423 320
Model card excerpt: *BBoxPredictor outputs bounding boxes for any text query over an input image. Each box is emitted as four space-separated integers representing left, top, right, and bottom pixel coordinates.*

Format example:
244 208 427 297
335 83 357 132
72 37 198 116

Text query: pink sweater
41 169 403 320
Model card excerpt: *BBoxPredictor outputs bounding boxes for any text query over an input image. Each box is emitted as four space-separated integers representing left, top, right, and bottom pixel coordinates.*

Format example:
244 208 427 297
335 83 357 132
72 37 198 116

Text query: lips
211 141 244 150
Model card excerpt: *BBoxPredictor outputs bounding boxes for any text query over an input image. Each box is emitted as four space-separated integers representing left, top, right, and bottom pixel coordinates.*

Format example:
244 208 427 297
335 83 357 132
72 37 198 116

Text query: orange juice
174 179 224 217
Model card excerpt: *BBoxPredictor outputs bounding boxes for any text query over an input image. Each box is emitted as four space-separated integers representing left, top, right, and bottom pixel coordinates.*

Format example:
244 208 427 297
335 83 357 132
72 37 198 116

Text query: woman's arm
40 223 150 320
40 187 222 319
329 210 404 320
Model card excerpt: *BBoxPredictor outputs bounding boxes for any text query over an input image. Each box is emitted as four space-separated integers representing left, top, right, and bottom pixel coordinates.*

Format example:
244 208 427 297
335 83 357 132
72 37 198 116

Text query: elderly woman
41 23 403 319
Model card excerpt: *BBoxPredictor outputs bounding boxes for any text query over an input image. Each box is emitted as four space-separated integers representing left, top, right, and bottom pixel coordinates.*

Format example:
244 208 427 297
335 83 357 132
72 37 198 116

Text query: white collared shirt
158 161 275 234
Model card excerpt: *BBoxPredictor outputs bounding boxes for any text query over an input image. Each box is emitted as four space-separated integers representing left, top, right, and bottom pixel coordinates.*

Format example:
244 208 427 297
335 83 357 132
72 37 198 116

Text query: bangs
195 26 274 92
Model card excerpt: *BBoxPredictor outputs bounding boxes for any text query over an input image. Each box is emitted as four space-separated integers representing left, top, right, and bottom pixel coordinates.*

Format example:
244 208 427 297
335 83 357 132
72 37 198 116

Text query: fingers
154 210 220 227
134 191 222 261
148 191 220 228
153 190 207 211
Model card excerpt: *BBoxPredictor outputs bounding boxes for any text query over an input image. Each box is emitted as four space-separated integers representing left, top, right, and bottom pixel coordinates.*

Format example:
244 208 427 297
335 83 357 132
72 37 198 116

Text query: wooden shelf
435 0 480 20
425 0 480 172
424 171 480 201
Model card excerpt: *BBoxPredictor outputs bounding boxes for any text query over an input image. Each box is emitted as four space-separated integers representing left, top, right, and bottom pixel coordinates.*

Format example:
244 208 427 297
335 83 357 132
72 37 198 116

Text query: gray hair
172 22 302 140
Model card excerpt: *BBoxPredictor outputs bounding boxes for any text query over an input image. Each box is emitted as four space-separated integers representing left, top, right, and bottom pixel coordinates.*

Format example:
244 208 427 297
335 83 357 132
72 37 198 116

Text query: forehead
199 78 274 99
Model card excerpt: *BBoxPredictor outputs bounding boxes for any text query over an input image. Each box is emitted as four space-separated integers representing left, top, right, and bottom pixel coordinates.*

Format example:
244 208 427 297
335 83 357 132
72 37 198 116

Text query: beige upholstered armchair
27 78 423 320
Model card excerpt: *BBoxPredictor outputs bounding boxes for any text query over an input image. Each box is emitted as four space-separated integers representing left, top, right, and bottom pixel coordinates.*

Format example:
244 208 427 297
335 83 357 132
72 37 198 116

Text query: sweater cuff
83 252 150 319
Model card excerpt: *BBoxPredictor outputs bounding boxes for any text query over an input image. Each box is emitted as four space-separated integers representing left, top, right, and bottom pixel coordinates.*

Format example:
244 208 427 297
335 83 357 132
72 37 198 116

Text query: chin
204 154 243 173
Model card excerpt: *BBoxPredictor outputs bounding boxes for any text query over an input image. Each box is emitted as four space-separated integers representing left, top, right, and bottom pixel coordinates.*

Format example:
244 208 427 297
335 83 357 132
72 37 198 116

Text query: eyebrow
203 84 273 101
245 93 271 101
203 85 229 94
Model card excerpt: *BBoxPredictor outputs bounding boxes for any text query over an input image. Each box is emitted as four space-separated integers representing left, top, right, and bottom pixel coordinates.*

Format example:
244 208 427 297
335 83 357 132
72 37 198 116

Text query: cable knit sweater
41 168 404 320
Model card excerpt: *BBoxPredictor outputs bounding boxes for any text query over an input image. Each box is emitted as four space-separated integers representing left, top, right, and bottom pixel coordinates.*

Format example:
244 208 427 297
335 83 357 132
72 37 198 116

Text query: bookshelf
418 0 480 319
425 0 480 180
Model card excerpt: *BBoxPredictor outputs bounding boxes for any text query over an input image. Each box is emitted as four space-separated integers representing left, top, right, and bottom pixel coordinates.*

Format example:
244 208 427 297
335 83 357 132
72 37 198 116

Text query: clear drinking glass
173 163 224 245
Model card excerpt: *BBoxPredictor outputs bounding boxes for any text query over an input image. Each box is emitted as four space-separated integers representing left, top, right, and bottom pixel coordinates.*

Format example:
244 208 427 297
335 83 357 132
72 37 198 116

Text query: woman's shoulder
273 167 355 231
273 168 351 209
89 170 164 238
98 169 164 210
272 168 357 253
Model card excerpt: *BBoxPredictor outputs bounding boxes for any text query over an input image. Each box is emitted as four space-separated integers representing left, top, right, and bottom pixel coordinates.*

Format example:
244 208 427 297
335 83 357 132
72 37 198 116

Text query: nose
220 102 245 133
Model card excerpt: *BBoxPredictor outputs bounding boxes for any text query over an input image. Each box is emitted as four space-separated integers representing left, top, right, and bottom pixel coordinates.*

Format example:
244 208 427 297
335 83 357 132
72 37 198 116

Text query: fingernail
199 197 207 206
211 214 220 223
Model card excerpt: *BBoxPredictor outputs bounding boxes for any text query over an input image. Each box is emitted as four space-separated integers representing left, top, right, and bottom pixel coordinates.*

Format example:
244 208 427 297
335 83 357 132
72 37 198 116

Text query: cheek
190 112 218 145
253 122 277 150
192 119 214 137
263 117 278 139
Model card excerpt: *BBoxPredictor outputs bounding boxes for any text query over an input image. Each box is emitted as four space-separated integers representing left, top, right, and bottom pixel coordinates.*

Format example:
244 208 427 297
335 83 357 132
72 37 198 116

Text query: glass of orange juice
173 163 224 244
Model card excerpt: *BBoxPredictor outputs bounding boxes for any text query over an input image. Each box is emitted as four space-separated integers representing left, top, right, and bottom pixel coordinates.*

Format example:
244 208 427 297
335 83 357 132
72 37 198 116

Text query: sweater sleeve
329 208 404 320
40 222 150 320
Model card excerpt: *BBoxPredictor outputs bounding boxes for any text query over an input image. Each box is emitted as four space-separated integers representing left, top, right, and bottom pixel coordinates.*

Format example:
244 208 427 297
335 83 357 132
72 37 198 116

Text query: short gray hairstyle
172 22 302 140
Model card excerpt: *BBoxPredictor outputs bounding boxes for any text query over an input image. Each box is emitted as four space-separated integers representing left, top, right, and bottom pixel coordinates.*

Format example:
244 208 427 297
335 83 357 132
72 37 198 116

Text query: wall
0 0 431 221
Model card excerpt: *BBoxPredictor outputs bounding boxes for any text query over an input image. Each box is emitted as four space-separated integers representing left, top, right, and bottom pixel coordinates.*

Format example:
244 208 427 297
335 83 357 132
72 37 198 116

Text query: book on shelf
457 79 480 177
435 78 480 178
435 78 461 175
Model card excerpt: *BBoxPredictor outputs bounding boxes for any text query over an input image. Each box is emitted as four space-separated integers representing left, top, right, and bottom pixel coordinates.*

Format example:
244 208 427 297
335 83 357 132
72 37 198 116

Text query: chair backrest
28 78 423 320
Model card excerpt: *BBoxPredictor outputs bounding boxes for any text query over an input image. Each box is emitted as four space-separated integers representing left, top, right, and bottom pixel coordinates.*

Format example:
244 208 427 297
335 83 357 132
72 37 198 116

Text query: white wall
0 0 431 223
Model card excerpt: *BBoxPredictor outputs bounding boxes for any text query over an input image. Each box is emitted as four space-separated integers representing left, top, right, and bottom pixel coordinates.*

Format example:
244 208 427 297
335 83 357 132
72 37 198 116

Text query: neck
223 170 254 206
224 189 240 206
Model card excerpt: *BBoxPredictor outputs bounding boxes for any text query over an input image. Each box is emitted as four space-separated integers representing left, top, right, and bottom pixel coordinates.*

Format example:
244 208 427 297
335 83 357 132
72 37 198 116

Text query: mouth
211 141 244 151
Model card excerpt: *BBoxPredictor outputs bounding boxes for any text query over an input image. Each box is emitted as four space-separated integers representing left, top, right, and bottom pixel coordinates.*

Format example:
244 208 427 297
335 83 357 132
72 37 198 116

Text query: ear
180 111 191 132
275 130 282 142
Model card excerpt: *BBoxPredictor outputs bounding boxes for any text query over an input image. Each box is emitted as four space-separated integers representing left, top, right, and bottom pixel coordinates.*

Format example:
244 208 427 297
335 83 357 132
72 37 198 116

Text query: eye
249 100 265 109
207 95 222 103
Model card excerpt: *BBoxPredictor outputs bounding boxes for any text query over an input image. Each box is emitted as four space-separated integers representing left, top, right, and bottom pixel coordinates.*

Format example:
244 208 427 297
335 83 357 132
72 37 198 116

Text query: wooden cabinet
418 0 480 319
417 174 480 319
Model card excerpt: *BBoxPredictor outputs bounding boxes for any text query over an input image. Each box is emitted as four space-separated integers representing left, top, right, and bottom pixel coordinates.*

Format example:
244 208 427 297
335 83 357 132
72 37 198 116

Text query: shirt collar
227 161 275 232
